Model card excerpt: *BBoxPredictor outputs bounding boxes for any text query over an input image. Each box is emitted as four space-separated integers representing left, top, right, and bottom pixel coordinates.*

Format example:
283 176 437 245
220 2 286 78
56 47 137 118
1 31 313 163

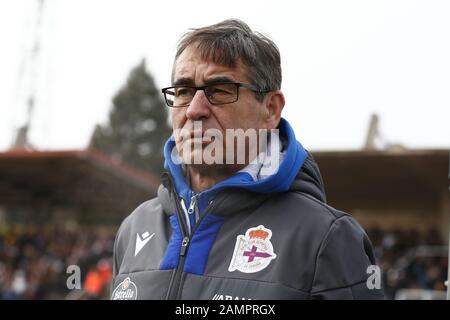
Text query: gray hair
172 19 281 101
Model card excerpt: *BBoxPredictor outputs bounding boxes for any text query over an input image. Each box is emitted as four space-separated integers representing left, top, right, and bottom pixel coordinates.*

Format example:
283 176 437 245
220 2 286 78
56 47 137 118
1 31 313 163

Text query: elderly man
111 19 384 300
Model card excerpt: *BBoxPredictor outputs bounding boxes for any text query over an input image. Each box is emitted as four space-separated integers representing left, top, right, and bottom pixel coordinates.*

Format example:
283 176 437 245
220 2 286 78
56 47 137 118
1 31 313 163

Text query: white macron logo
135 231 155 256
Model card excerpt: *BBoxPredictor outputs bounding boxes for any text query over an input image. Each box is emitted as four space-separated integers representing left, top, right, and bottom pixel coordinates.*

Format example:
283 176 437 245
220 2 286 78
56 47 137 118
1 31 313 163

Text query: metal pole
447 222 450 300
447 151 450 300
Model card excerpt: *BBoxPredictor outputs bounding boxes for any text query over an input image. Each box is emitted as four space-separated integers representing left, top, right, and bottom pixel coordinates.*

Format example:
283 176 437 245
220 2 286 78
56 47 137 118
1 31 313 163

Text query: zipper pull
180 236 190 256
188 194 200 223
187 194 197 215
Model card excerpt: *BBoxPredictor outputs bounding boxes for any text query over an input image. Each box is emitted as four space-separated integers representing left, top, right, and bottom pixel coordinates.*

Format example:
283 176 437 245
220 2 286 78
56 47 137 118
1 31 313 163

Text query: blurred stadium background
1 143 448 300
1 0 449 300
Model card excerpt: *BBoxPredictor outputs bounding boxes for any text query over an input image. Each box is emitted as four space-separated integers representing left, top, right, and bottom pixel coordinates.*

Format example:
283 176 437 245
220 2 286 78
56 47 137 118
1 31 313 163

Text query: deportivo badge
228 225 276 273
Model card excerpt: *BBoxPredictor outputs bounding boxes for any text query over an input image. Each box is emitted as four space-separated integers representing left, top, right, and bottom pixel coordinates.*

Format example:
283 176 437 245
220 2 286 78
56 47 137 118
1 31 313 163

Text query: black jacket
111 118 384 300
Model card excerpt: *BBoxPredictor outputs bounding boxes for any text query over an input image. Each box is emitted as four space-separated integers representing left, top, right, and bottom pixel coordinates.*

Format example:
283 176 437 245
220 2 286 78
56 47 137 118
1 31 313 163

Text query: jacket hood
159 117 326 215
289 151 326 203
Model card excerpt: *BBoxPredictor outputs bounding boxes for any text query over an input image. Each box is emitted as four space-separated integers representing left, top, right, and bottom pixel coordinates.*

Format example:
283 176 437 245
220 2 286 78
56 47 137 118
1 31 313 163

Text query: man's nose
185 90 211 120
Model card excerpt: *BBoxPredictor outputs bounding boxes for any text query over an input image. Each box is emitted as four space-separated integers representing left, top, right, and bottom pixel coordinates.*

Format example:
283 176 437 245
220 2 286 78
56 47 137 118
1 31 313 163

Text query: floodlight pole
447 222 450 300
447 151 450 300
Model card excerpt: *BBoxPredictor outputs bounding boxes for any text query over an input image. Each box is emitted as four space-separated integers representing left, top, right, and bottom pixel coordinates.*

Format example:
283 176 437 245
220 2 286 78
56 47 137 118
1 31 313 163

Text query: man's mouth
190 131 205 138
174 131 214 146
189 132 214 145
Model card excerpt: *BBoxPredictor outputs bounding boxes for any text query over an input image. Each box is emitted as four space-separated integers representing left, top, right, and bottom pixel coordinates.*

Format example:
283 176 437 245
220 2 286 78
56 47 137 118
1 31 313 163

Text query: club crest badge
228 225 276 273
111 277 138 300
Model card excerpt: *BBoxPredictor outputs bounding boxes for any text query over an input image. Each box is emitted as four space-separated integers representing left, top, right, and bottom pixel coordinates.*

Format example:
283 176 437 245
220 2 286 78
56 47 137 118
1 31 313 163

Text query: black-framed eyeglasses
161 82 268 108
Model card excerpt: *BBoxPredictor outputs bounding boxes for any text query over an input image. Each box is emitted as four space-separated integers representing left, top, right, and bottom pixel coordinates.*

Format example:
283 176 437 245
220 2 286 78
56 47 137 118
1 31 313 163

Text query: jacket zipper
163 173 216 300
188 193 200 224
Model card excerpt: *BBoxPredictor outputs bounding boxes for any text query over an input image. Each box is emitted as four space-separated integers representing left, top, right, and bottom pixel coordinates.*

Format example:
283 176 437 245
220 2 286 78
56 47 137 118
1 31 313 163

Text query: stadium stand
0 148 448 299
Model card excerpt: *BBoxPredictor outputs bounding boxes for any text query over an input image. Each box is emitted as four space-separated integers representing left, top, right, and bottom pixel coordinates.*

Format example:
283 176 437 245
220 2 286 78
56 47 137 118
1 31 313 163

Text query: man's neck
186 164 246 193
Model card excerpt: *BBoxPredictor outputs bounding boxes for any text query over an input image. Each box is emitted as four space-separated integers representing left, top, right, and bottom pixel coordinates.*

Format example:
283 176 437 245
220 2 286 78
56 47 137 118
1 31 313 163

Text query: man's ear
264 90 285 129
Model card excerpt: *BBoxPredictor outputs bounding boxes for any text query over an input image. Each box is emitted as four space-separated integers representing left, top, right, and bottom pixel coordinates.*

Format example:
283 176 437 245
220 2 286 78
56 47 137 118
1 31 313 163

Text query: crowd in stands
0 224 448 299
367 227 448 299
0 224 115 299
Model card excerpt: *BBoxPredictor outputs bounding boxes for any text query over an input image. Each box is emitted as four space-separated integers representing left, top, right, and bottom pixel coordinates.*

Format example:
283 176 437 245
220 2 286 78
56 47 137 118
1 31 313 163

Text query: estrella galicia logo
112 277 137 300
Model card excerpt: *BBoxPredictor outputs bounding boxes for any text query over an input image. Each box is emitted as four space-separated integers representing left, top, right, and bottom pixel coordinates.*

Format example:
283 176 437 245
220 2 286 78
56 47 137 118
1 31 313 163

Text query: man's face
171 45 269 168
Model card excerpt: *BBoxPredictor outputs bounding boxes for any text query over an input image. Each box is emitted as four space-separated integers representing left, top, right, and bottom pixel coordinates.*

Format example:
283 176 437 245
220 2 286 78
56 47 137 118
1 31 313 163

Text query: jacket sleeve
112 227 121 281
111 219 127 296
310 215 384 300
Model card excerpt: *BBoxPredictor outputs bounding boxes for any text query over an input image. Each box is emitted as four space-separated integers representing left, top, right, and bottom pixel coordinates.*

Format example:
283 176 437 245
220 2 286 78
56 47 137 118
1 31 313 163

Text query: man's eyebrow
172 76 237 87
172 77 195 86
204 76 236 85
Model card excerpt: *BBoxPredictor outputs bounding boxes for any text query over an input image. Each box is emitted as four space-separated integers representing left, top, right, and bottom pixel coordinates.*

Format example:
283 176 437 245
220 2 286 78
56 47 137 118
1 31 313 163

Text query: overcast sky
0 0 449 152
